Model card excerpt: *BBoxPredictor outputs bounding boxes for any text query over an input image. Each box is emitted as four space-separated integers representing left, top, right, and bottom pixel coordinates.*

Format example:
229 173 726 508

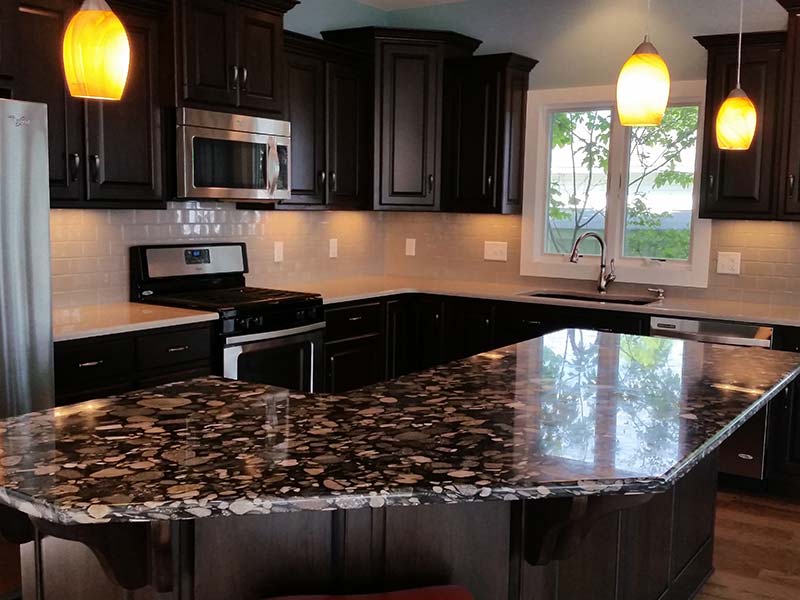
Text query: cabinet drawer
55 337 136 394
137 327 212 371
325 302 382 342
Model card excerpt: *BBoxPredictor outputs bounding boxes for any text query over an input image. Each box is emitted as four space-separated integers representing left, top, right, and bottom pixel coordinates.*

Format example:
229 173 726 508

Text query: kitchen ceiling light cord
715 0 757 151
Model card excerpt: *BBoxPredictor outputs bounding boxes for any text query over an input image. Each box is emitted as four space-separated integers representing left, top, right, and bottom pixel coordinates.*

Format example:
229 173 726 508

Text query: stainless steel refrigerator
0 99 53 419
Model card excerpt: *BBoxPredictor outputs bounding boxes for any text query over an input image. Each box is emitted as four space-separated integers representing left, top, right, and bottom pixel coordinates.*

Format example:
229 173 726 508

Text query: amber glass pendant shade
616 39 671 127
716 87 757 151
62 0 130 101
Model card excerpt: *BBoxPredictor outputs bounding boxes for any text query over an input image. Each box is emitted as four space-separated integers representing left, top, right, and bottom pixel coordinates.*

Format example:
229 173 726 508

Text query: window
522 82 711 288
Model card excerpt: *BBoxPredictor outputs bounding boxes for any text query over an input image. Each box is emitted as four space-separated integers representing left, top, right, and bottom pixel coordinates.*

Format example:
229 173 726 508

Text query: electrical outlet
717 251 741 275
329 238 338 259
274 241 284 263
484 241 508 262
405 238 416 257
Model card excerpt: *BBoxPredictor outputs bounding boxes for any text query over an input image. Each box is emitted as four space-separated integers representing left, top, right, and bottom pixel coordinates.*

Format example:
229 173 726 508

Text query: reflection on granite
1 330 799 524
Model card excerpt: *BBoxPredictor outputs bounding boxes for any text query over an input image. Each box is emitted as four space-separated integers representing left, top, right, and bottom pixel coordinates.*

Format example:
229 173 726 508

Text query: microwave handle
266 139 280 195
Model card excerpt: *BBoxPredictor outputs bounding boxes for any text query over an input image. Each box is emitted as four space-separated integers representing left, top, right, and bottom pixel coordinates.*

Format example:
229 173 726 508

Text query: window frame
521 81 711 288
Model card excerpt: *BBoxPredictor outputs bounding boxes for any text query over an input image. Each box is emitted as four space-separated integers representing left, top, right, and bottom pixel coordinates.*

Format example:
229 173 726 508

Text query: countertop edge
53 312 220 343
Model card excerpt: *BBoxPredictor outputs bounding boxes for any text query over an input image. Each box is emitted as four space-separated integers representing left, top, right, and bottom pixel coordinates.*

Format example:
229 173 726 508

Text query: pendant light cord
645 0 651 41
737 0 744 89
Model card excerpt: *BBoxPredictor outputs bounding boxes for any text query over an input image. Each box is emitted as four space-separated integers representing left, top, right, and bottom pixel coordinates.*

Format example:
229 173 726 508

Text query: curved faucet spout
568 232 616 293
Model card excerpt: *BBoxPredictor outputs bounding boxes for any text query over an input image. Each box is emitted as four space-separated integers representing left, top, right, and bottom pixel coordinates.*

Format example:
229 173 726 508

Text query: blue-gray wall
286 0 788 89
284 0 388 36
388 0 789 88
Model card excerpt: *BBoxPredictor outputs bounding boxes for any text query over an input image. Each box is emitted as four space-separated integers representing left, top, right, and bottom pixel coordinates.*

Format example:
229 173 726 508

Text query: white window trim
520 81 711 288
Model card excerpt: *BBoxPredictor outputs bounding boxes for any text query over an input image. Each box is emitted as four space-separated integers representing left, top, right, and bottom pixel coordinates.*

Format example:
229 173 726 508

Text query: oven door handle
225 322 326 346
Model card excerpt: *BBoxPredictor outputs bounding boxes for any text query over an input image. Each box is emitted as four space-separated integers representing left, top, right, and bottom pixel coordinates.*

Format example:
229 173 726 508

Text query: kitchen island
1 330 799 600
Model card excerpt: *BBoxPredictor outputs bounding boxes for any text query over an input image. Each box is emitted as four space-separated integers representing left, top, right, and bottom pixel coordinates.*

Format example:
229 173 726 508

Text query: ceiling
356 0 466 10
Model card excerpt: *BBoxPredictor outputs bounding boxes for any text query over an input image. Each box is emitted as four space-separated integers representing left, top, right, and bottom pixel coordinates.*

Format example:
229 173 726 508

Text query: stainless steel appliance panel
176 108 291 202
145 244 246 279
0 100 53 418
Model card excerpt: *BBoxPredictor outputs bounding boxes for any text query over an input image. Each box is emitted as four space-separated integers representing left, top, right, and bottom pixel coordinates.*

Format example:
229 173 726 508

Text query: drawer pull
737 453 755 461
78 360 103 368
348 316 363 322
168 346 189 353
523 320 542 326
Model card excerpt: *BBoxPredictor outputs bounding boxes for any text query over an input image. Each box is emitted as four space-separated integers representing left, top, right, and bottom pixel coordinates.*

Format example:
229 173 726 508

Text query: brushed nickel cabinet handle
69 153 81 182
319 171 326 188
348 316 363 322
241 66 248 91
168 346 189 353
78 360 104 368
428 174 434 193
790 174 796 198
231 65 239 91
90 155 100 183
330 171 337 192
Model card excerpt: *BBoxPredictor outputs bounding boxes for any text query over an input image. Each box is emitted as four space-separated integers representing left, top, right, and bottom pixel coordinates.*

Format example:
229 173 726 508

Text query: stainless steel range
130 243 324 392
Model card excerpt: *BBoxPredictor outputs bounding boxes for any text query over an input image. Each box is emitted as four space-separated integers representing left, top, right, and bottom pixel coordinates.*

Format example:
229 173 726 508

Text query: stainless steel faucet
568 232 616 293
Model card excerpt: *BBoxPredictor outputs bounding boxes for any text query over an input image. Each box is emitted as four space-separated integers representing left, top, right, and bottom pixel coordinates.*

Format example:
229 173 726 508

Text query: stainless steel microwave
176 108 291 203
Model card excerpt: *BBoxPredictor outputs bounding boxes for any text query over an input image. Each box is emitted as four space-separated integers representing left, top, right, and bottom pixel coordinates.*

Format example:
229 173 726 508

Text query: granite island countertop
1 329 799 525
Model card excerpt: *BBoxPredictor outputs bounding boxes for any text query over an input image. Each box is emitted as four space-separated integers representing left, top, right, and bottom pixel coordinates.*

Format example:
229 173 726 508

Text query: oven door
178 125 291 202
222 323 324 393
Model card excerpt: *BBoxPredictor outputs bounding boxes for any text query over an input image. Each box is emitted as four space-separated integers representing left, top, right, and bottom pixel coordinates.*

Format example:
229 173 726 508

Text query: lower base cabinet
325 336 384 393
54 323 213 405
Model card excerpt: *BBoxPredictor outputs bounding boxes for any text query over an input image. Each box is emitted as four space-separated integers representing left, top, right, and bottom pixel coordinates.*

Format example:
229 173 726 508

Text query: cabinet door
444 298 497 361
85 9 163 206
379 43 441 209
182 0 238 107
700 42 783 218
502 67 529 215
784 15 800 217
13 0 85 203
284 51 326 206
494 302 549 347
443 64 499 213
325 335 384 394
768 383 800 493
415 296 446 370
328 59 370 209
385 297 414 379
236 7 284 113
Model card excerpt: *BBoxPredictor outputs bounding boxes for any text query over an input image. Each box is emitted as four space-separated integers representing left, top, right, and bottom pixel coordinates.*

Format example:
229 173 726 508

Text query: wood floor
697 491 800 600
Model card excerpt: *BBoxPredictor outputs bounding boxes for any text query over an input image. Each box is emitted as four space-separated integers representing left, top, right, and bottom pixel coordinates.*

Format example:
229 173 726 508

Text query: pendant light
616 0 671 127
716 0 757 151
62 0 130 101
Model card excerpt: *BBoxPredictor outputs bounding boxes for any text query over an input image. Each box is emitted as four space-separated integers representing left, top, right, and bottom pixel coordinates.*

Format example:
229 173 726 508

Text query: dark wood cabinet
322 28 481 212
379 42 441 209
180 0 291 115
282 32 371 210
444 298 496 360
55 323 213 406
85 7 163 205
285 49 326 206
324 301 385 393
181 0 238 107
781 6 800 217
9 0 167 208
443 54 536 214
385 297 415 379
12 0 85 204
326 336 384 394
697 32 785 219
415 295 447 370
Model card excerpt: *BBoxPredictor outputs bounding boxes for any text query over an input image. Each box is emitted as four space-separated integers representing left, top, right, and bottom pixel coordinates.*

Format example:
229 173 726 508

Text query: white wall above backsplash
50 204 385 308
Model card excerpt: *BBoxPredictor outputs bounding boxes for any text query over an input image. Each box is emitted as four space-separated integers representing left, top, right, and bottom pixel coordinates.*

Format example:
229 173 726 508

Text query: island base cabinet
17 454 718 600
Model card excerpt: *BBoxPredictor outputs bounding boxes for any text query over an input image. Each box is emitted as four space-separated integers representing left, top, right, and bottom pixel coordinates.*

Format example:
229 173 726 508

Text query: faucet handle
648 288 666 300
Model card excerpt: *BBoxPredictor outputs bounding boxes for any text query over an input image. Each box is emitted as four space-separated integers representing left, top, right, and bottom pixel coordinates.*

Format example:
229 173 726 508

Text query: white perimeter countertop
53 303 219 342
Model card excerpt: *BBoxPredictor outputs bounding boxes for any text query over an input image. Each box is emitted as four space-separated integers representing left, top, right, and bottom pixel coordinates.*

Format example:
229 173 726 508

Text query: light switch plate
329 238 338 259
405 238 416 257
717 251 741 275
484 241 508 262
274 241 284 263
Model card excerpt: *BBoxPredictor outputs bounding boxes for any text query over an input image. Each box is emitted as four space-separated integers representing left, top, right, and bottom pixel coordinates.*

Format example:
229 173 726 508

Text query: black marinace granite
1 330 799 525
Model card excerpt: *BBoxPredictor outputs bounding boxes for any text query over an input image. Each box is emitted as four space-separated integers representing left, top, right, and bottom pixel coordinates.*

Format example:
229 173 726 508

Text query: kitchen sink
520 290 660 306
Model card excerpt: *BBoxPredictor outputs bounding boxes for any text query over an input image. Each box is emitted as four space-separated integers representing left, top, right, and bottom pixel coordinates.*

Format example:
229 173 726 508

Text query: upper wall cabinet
779 4 800 218
282 32 371 210
322 28 482 211
697 32 785 220
180 0 297 116
442 53 536 215
8 0 168 208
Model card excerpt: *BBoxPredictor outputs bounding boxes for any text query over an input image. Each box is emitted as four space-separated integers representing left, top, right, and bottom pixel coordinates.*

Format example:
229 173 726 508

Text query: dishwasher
651 317 775 482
